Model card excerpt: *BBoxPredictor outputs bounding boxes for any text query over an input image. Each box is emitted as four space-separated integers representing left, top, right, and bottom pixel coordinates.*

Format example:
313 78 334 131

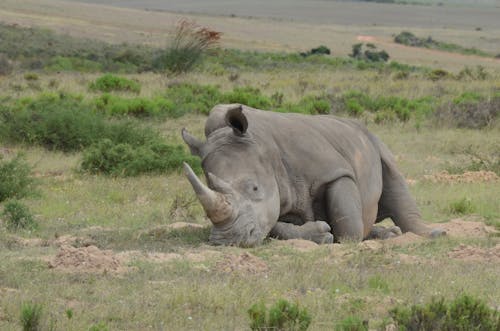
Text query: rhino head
181 105 281 246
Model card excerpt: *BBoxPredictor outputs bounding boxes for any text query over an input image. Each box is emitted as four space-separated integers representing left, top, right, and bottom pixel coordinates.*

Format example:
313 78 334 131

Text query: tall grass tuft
20 302 43 331
154 19 221 74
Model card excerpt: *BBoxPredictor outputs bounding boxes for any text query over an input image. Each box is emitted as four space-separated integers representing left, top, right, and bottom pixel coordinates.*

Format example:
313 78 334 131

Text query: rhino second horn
183 162 233 224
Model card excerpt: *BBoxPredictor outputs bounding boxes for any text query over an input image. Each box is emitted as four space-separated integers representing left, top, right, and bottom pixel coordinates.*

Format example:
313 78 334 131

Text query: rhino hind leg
378 161 446 238
325 177 365 242
270 221 334 244
367 225 402 240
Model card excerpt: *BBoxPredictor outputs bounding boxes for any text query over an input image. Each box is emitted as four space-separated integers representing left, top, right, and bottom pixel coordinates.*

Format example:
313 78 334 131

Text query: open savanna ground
0 3 499 331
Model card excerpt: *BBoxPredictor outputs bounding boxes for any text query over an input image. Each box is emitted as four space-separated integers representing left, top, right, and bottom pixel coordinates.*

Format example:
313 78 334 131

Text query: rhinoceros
181 104 444 246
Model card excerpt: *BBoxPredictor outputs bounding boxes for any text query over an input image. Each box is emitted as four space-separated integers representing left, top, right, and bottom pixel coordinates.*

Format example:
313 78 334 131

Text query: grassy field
0 2 499 330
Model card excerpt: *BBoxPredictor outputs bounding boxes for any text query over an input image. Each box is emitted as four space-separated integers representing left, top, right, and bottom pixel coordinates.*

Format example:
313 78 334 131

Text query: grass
0 15 498 331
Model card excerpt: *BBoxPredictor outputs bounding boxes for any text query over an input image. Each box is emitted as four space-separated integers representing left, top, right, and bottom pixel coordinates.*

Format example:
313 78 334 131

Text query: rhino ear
225 105 248 136
181 128 204 157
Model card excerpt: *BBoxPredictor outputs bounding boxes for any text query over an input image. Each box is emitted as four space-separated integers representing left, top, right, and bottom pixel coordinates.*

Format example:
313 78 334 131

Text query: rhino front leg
270 221 334 244
325 177 365 242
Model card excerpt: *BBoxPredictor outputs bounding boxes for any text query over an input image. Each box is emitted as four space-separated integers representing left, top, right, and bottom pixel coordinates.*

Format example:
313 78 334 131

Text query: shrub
336 316 368 331
164 83 223 115
427 68 450 81
0 154 34 202
0 93 160 151
248 299 312 331
20 301 43 331
223 86 272 109
153 19 221 73
80 138 201 176
2 200 37 231
435 93 499 129
0 53 13 75
94 94 176 117
296 95 331 114
89 74 141 93
390 294 499 331
300 45 331 57
23 73 39 81
448 197 475 215
350 43 389 62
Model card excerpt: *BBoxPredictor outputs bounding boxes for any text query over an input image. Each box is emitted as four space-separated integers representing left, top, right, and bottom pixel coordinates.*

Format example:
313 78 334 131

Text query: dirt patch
215 252 268 274
385 232 426 246
431 218 498 238
48 245 126 274
116 247 221 264
448 244 500 263
276 239 320 252
423 170 499 184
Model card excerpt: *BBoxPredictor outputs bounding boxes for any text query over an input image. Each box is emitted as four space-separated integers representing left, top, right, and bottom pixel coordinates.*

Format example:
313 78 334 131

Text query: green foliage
350 43 389 62
20 302 43 331
248 299 312 331
88 322 110 331
435 93 499 129
23 73 39 81
448 197 475 215
46 56 103 72
394 31 491 57
94 94 176 117
80 138 201 176
0 93 159 151
0 155 34 202
427 69 450 81
164 83 223 115
300 45 331 57
89 74 141 93
336 316 368 331
390 294 500 331
223 86 272 109
154 19 220 74
2 200 37 231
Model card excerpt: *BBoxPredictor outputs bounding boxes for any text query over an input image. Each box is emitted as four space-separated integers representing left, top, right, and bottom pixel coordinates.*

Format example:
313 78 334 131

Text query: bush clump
20 301 43 331
435 92 499 129
0 155 34 202
0 93 159 152
248 299 312 331
390 294 500 331
300 45 331 57
2 200 37 231
81 138 201 176
89 74 141 93
222 86 272 109
154 19 221 74
164 83 223 115
336 316 368 331
350 43 389 62
94 94 176 117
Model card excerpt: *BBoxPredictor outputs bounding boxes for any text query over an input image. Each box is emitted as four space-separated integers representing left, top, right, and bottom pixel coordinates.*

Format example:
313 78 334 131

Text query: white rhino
182 104 444 246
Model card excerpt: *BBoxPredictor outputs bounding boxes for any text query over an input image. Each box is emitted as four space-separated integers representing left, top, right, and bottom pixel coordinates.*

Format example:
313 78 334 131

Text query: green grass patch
0 154 35 202
248 299 312 331
94 94 176 117
89 74 141 93
2 200 37 231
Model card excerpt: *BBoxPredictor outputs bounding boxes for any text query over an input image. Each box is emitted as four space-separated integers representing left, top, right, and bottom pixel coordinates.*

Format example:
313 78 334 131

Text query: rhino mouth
209 216 266 247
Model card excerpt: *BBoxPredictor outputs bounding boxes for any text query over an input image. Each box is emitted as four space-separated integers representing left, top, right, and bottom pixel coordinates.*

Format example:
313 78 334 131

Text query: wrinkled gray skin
182 104 445 247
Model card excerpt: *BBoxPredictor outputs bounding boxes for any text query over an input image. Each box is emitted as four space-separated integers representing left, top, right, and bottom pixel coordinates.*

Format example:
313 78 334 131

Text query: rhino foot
301 221 334 244
368 225 402 240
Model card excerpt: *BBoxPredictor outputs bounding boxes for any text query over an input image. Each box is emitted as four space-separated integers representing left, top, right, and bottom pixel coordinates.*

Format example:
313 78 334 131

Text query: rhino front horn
183 162 233 224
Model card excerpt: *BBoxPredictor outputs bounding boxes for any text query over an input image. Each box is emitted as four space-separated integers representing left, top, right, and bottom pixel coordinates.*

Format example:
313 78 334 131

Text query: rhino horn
183 162 233 224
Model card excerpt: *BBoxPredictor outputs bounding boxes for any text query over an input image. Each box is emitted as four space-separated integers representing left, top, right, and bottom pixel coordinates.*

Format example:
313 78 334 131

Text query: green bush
0 93 159 151
89 74 141 93
448 197 475 215
20 302 43 331
164 83 223 115
46 56 103 72
336 316 368 331
248 299 312 331
80 138 201 176
300 45 331 57
427 69 450 81
0 154 34 202
223 86 272 109
435 93 499 129
390 294 499 331
2 200 37 231
350 43 389 62
94 94 176 117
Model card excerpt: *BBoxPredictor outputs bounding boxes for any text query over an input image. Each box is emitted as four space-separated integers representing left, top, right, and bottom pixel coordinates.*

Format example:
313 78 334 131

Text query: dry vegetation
0 1 499 330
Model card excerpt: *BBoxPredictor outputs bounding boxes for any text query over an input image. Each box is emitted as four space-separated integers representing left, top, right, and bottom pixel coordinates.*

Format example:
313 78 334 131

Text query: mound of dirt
448 244 500 263
49 245 125 274
215 252 268 274
431 219 498 238
424 170 498 183
385 232 425 246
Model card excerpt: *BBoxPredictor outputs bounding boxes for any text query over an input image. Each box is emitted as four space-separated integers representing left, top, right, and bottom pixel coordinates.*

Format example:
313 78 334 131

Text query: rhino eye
253 186 258 191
